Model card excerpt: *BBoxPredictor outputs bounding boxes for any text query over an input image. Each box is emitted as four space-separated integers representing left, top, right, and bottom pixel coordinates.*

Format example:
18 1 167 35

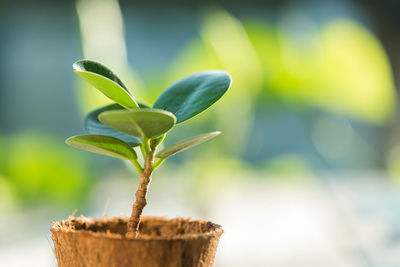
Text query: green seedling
67 60 232 237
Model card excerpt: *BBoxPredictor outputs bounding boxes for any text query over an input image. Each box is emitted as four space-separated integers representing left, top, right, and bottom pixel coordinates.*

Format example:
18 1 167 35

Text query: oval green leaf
73 60 139 108
156 131 221 158
66 134 137 160
98 109 176 139
85 103 148 147
153 71 232 123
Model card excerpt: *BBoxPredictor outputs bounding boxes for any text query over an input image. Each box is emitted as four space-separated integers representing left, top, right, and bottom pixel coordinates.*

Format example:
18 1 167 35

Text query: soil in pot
51 216 223 267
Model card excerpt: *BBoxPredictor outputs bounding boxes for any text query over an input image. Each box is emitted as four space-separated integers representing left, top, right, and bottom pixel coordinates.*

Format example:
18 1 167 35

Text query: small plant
67 60 232 237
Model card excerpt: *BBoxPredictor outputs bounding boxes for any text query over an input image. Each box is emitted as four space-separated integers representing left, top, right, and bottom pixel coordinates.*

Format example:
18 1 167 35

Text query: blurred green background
2 0 400 266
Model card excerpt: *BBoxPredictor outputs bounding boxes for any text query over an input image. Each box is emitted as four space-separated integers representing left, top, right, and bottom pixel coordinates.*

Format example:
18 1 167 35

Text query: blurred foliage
0 0 397 211
166 11 396 125
263 155 314 176
265 17 395 124
73 5 396 172
75 4 396 124
148 10 394 164
0 174 14 212
165 9 264 155
0 132 91 208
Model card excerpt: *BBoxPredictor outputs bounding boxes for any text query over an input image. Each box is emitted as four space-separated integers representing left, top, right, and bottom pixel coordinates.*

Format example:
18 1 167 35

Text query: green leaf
84 104 142 147
153 71 232 123
66 134 137 160
156 131 221 158
73 60 139 108
98 109 176 139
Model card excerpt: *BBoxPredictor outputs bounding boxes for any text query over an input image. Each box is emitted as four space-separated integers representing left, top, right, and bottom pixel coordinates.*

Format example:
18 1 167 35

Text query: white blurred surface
1 172 400 267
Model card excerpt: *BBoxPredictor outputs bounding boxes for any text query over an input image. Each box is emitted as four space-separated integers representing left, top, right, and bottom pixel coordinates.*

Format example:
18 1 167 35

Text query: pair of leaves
67 131 220 161
76 103 177 160
68 60 231 161
74 60 232 123
90 107 220 159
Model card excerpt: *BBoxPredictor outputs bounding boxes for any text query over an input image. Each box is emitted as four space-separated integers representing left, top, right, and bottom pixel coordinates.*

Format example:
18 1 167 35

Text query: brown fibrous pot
51 216 223 267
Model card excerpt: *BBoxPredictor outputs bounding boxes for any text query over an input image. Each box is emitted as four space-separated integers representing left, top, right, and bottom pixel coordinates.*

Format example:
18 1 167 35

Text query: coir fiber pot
51 216 223 267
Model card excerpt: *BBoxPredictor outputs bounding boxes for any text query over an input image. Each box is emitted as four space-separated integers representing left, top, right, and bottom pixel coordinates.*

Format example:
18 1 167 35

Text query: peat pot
51 216 223 267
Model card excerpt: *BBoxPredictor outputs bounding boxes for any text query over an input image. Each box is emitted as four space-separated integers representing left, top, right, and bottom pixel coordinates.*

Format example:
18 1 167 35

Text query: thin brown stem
126 152 154 237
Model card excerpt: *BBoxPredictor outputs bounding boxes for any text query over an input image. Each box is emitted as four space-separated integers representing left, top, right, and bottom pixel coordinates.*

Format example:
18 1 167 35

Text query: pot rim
51 216 223 241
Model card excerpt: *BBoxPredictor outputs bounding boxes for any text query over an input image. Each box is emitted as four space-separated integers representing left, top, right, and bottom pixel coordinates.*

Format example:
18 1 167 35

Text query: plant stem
140 144 146 157
126 151 154 237
142 137 151 155
152 158 165 170
130 158 143 174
